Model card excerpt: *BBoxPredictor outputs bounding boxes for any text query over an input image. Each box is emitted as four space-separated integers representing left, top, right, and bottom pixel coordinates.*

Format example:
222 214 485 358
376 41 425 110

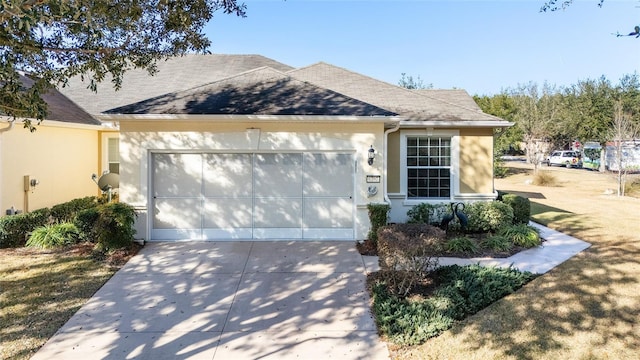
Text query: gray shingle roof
60 54 508 126
60 54 294 115
105 67 397 116
287 62 503 123
415 89 482 111
19 75 101 125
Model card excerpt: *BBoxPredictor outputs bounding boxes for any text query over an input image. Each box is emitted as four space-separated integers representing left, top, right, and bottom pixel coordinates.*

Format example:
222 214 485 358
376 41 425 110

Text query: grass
390 164 640 359
0 244 137 360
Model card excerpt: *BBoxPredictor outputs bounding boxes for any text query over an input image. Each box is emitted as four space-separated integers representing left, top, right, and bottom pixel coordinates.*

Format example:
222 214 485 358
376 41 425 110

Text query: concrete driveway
32 241 389 360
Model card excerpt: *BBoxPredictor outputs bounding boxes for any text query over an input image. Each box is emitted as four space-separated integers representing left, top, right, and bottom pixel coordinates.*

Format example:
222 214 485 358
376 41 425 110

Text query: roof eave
397 120 514 128
97 114 403 124
1 117 111 130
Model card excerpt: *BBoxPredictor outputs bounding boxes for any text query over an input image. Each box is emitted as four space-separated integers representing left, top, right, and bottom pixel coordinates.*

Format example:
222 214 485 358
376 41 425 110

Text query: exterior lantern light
368 145 375 165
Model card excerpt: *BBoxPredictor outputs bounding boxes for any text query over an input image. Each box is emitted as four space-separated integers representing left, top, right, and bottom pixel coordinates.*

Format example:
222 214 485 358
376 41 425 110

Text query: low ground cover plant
369 264 538 346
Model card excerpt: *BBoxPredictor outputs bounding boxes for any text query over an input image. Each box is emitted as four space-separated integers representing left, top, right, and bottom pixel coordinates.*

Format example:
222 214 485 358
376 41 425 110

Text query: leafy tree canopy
1 0 246 131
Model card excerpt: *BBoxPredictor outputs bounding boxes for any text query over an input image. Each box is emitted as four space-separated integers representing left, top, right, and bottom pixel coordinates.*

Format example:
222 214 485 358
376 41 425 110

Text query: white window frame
101 133 120 174
400 129 459 205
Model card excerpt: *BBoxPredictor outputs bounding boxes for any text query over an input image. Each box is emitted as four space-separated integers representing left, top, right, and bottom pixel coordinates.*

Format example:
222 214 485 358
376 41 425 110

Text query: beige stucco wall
386 126 496 223
459 127 494 194
387 127 495 196
0 121 100 213
387 131 401 193
119 119 387 241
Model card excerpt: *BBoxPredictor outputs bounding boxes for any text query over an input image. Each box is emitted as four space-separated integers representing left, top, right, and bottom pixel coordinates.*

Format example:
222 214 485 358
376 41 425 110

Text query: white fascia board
1 117 108 131
96 113 402 125
398 120 513 128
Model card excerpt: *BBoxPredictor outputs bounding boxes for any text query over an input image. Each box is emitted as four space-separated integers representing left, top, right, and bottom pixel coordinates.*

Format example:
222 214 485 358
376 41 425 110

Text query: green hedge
0 208 51 248
50 196 99 223
1 197 136 251
500 194 531 225
464 201 514 233
94 202 137 251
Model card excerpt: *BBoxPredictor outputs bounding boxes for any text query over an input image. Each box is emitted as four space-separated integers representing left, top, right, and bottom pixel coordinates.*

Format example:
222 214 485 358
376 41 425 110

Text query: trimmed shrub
501 194 530 224
26 223 79 249
0 208 51 248
499 224 541 248
50 196 98 223
0 215 27 248
377 224 445 296
465 201 514 233
74 207 101 242
444 236 479 254
406 203 438 224
94 202 137 251
496 190 508 201
367 203 390 246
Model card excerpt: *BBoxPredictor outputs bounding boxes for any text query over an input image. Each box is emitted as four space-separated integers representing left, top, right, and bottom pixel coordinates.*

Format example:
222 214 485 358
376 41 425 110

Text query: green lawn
390 167 640 359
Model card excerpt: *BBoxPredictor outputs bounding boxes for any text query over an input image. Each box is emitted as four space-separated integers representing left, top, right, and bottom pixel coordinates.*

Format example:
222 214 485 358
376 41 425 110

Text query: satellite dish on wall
91 172 119 202
97 173 119 191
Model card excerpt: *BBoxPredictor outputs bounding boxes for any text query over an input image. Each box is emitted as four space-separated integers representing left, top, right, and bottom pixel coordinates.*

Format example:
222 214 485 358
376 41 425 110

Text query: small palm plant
26 223 79 249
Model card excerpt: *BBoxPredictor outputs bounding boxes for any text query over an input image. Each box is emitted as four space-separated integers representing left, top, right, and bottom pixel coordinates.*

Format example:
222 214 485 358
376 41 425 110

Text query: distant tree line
474 74 640 158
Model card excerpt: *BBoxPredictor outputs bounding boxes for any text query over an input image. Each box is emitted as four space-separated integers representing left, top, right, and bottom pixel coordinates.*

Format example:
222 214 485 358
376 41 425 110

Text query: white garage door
151 152 354 240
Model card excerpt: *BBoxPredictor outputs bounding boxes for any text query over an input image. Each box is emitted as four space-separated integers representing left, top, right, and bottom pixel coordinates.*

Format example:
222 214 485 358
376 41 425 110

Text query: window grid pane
406 136 451 199
108 138 120 174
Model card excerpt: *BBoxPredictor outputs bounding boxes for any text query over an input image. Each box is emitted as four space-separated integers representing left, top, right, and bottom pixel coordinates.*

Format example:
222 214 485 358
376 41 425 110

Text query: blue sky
204 0 639 96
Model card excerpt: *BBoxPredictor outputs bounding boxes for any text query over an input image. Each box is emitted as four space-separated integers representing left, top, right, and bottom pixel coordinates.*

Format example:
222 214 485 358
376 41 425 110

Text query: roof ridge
413 90 506 121
289 61 403 89
171 66 288 94
290 62 503 119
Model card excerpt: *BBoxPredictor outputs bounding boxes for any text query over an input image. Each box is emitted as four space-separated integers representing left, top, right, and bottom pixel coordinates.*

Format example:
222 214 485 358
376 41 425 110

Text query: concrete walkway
438 222 591 273
363 222 591 274
33 223 590 360
32 241 390 360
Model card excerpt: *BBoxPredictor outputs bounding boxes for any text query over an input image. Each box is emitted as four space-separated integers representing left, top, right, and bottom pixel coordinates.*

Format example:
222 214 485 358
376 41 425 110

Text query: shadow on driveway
32 241 389 360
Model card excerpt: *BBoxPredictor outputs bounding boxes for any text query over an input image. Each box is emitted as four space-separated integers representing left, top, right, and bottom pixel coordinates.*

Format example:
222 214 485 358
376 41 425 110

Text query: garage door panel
153 198 202 229
152 228 203 241
303 198 353 228
254 154 302 197
203 198 252 228
253 198 302 228
152 152 354 241
303 153 353 196
154 154 202 197
204 154 252 197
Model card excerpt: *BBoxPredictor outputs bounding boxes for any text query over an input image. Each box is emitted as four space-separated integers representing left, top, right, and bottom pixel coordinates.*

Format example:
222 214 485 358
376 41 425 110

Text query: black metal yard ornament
440 202 468 230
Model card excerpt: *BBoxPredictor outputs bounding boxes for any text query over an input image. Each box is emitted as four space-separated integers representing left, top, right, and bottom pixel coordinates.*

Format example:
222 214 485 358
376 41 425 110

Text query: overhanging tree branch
0 0 247 130
540 0 638 38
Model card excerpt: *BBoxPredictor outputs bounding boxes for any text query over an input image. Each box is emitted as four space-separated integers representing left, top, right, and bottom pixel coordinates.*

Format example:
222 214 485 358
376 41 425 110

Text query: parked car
546 150 582 168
